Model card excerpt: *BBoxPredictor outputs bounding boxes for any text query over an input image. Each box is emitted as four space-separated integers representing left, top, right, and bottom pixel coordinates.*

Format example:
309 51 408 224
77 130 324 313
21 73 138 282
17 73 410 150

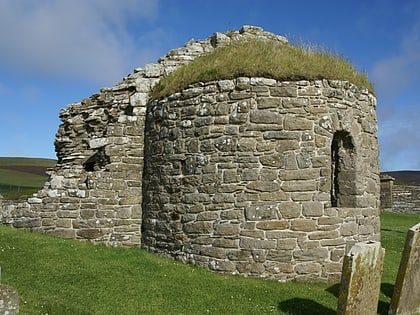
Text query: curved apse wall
142 77 380 282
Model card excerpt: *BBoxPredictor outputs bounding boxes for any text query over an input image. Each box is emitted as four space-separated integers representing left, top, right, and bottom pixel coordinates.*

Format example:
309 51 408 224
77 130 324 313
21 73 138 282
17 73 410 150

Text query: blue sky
0 0 419 171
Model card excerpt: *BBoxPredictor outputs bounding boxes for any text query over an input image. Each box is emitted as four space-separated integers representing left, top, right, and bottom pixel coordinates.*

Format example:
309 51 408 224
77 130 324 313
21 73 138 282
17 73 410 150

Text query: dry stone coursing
1 25 286 247
142 77 380 281
380 175 420 213
391 185 420 213
0 25 380 281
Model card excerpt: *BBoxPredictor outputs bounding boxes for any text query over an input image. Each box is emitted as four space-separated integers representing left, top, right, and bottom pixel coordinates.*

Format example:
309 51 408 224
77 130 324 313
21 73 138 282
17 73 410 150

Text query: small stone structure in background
0 26 380 281
380 174 420 214
337 241 384 315
389 223 420 315
0 284 19 315
380 175 394 209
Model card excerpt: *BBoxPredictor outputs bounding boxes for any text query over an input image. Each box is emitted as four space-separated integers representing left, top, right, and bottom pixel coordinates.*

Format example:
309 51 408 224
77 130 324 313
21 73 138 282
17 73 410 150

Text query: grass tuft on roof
151 39 374 99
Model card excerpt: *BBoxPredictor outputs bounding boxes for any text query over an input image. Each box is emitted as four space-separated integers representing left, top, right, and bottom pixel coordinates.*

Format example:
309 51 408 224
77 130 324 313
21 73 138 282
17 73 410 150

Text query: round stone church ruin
1 26 380 281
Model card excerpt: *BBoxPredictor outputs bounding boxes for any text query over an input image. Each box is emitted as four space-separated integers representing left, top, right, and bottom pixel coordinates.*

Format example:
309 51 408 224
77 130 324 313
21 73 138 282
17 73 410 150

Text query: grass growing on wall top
0 212 418 314
152 39 374 99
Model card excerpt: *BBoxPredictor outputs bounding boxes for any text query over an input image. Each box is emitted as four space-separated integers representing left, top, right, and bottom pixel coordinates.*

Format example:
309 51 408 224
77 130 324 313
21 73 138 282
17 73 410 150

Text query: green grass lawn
0 157 56 199
0 211 418 314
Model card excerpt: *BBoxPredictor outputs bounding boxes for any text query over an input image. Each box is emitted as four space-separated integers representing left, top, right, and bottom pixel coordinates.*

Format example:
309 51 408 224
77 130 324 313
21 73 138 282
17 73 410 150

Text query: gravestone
337 241 385 315
0 284 19 315
389 222 420 315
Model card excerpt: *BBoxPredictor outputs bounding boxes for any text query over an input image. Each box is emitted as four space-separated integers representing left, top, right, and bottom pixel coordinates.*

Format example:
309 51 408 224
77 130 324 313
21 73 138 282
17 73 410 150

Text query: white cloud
379 106 420 171
372 12 420 171
371 13 420 97
0 0 160 86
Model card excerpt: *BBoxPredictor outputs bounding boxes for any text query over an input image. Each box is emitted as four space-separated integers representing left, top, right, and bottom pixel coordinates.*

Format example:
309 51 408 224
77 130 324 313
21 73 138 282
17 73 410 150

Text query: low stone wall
391 185 420 213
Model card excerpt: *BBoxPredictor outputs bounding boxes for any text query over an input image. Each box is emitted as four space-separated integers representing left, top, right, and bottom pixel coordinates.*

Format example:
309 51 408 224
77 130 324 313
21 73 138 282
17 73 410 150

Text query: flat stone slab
0 284 19 315
337 241 385 315
389 222 420 315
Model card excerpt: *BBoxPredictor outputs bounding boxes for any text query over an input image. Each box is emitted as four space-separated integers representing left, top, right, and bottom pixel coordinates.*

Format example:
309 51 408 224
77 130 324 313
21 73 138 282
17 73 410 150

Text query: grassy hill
0 157 56 200
381 171 420 186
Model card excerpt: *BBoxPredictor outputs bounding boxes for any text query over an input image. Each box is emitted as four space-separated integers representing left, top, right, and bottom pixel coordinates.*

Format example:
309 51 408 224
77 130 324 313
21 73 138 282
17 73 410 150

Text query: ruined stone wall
2 82 146 245
0 25 381 281
0 26 288 246
142 78 380 281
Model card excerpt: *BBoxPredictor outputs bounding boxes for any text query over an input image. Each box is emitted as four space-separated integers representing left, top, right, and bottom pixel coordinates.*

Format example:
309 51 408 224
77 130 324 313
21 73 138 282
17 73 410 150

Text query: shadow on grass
325 283 339 297
377 283 394 315
278 282 394 314
278 298 335 315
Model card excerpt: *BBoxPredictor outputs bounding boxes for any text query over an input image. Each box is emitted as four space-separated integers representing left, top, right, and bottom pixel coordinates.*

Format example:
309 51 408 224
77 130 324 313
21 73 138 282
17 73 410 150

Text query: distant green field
0 157 56 200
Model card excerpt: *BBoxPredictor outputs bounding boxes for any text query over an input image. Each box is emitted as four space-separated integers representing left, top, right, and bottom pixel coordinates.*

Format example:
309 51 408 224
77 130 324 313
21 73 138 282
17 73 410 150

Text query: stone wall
142 78 380 281
391 185 420 213
1 26 381 281
380 175 420 213
1 26 284 246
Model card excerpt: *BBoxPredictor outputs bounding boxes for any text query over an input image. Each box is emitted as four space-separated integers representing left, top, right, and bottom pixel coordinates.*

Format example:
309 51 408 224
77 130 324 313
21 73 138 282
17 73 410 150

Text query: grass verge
0 212 418 314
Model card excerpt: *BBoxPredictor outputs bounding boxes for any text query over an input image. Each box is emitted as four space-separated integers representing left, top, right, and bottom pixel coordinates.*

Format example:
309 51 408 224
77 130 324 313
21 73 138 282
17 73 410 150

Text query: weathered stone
245 205 278 221
295 262 321 274
76 228 105 239
302 201 324 217
256 221 289 230
293 248 328 261
389 223 420 315
240 237 277 250
246 181 280 192
283 116 312 130
259 154 284 168
290 219 317 232
0 25 380 283
337 241 384 315
278 202 301 219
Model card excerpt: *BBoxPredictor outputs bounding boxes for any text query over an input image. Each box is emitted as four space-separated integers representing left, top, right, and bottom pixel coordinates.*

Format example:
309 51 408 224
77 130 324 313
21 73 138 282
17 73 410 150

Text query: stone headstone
0 284 19 315
337 241 385 315
389 222 420 315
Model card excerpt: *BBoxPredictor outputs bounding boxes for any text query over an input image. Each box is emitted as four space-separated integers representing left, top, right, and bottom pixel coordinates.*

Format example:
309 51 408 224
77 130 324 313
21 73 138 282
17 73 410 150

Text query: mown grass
0 212 418 314
0 157 56 200
152 39 374 99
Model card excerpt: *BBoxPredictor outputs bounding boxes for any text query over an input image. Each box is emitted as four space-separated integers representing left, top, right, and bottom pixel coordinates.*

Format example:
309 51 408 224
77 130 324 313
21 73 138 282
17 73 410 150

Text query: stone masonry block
256 221 289 230
245 205 278 221
291 219 316 232
302 201 324 217
278 201 301 219
295 262 321 274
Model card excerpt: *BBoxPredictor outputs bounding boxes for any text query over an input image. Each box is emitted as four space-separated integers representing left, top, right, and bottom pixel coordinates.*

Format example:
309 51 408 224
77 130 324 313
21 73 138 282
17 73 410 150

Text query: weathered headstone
389 222 420 315
337 241 385 315
0 284 19 315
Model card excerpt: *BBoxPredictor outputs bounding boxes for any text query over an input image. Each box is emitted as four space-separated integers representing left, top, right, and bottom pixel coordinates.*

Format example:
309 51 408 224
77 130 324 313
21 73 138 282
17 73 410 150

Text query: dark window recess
331 131 356 207
125 104 134 116
83 147 110 171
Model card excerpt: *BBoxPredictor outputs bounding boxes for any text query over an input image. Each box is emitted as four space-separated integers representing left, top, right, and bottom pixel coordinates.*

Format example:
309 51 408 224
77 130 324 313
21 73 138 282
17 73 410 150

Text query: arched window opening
331 131 356 207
